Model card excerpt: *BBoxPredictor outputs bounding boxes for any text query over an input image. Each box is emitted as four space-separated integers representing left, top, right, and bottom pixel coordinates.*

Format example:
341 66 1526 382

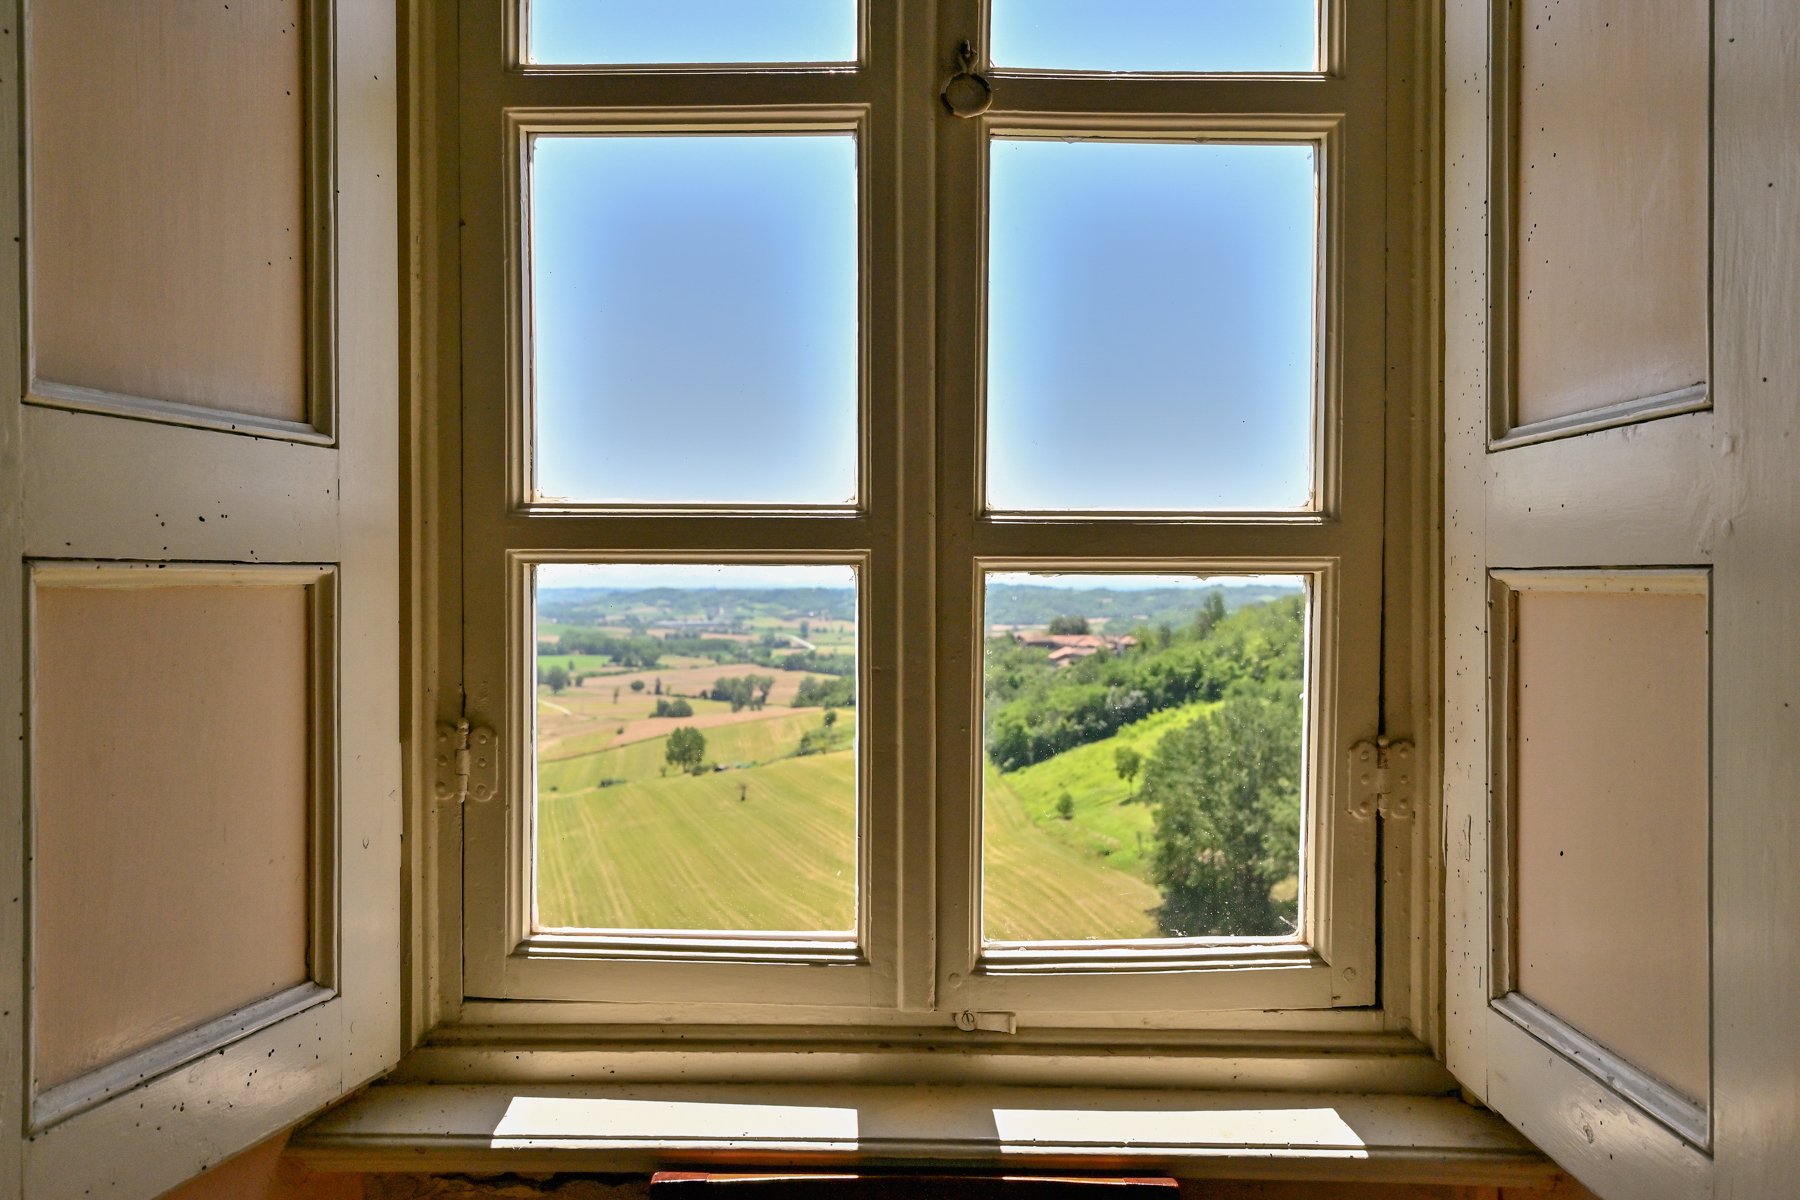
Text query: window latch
1348 737 1415 821
954 1010 1017 1034
435 718 498 805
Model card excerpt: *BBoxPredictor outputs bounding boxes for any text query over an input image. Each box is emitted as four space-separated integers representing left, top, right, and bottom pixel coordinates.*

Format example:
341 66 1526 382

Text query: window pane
985 140 1317 512
529 0 856 65
991 0 1318 73
981 573 1307 943
534 563 859 934
531 134 858 506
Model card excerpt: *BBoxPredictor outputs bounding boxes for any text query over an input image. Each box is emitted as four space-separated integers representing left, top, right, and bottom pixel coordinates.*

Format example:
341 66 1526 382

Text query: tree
653 698 693 718
822 707 838 729
654 677 663 695
1143 695 1302 938
795 674 855 709
1055 791 1075 820
799 620 810 641
711 673 774 712
1048 614 1090 635
545 664 569 694
630 679 646 693
665 725 707 772
1192 590 1228 639
1113 745 1143 799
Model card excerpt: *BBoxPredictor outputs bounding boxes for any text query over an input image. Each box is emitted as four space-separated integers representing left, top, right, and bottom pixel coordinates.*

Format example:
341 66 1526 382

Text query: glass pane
534 563 859 934
986 140 1317 512
981 572 1307 942
531 134 858 506
991 0 1318 73
529 0 856 65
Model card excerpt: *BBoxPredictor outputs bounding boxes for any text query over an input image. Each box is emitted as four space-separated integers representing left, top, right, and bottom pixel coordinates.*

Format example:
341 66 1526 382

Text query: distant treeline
542 630 664 668
539 586 856 625
538 631 855 678
985 596 1305 772
986 583 1299 630
795 675 855 708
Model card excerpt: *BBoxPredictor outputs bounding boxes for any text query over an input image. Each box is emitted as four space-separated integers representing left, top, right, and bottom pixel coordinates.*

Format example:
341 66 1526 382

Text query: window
449 0 1415 1033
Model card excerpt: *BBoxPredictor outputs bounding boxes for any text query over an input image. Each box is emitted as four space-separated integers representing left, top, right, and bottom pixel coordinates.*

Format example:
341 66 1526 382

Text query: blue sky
530 0 856 64
538 563 1296 591
528 2 1318 72
538 562 855 591
987 139 1316 511
532 134 859 505
528 10 1320 511
993 1 1318 72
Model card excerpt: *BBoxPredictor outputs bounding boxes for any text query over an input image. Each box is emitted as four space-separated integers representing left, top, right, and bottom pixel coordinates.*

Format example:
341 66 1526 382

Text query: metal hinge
1348 737 1415 821
434 718 498 805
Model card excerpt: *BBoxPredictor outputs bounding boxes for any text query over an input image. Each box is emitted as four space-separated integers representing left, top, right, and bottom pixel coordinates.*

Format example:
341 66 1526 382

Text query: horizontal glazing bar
476 70 873 114
480 512 878 553
988 76 1359 120
971 518 1352 561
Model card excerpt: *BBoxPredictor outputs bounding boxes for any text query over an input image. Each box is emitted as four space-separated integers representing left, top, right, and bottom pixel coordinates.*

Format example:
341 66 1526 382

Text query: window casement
443 0 1423 1040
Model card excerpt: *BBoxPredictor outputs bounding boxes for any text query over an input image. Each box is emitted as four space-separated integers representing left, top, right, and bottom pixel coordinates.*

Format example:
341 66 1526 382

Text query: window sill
288 1083 1554 1187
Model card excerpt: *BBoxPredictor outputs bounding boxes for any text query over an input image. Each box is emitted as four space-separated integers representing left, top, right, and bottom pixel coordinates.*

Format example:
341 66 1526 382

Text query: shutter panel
0 1 401 1196
1444 0 1800 1196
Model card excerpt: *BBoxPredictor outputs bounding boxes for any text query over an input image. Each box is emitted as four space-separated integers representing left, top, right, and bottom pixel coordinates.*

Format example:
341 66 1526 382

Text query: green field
540 709 854 792
532 699 1197 939
987 700 1214 881
531 587 1303 941
537 754 858 931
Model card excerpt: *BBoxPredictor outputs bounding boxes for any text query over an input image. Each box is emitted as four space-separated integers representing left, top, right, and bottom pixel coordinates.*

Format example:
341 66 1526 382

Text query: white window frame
427 0 1432 1047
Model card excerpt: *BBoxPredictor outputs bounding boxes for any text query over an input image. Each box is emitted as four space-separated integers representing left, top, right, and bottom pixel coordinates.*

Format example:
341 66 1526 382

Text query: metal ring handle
941 39 993 118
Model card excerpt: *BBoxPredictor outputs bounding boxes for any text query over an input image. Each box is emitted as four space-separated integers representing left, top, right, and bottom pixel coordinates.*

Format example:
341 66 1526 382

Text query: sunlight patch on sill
495 1095 860 1145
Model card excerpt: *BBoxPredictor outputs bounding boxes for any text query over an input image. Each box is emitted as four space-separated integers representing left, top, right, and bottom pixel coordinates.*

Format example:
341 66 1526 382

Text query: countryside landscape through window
533 564 1305 944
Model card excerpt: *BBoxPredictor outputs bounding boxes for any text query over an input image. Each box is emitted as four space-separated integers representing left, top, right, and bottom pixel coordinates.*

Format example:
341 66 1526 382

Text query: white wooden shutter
0 1 401 1197
1444 0 1800 1196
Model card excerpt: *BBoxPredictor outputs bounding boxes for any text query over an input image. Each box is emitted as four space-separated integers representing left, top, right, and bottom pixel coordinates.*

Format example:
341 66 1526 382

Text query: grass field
540 709 855 793
986 700 1214 881
542 702 782 759
537 753 858 931
982 766 1162 940
531 689 1180 938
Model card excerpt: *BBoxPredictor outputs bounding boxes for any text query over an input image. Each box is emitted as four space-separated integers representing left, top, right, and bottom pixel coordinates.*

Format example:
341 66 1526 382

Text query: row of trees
540 631 663 669
795 674 855 708
535 637 855 680
711 674 776 711
985 596 1305 772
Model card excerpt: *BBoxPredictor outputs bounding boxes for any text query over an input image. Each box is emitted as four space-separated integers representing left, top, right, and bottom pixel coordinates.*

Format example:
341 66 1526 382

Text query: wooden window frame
416 0 1439 1061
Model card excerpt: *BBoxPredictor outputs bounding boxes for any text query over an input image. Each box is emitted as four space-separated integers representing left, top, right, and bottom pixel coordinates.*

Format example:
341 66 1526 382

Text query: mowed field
533 673 1209 939
980 703 1211 941
537 754 858 931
